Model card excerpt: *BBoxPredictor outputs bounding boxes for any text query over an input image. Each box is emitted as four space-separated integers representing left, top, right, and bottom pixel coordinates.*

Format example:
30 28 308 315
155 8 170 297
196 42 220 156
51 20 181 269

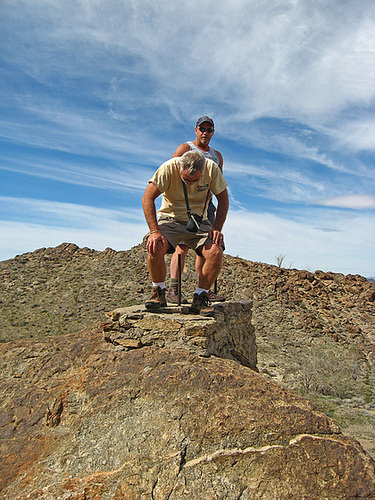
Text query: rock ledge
103 300 257 370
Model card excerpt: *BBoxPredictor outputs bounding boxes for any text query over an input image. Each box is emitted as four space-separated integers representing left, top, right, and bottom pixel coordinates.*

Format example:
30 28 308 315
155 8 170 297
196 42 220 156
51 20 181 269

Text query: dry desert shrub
289 346 373 401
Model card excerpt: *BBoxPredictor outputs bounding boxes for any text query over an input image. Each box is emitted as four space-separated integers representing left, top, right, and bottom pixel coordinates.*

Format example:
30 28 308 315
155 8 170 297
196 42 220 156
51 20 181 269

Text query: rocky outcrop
1 304 375 499
103 301 256 370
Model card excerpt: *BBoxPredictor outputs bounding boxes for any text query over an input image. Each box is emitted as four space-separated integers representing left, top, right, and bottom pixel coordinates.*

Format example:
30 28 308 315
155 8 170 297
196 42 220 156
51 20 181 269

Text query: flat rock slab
104 301 257 370
0 319 374 499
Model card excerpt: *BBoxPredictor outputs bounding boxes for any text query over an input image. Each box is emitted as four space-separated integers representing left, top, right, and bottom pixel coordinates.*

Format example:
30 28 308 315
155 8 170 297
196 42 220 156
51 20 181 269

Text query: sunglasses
198 126 214 133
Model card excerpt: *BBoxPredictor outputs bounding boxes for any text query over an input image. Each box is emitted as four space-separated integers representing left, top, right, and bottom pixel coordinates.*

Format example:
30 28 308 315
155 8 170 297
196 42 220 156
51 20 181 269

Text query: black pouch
186 213 203 233
181 178 210 233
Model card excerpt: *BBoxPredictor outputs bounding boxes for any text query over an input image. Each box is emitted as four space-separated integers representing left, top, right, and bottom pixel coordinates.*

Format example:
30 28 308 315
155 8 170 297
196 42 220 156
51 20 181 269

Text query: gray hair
179 150 205 175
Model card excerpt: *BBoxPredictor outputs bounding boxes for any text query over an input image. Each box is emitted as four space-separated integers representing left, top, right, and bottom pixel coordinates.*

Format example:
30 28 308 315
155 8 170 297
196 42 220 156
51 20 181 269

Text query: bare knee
202 242 223 262
175 244 188 255
147 238 169 259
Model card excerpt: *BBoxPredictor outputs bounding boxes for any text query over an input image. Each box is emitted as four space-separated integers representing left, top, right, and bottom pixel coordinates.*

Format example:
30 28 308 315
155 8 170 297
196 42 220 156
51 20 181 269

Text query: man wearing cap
167 116 225 304
142 149 229 316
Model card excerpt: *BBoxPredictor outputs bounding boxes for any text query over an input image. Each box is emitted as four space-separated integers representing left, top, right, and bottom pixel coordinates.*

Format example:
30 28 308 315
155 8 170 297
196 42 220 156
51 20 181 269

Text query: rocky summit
1 242 375 499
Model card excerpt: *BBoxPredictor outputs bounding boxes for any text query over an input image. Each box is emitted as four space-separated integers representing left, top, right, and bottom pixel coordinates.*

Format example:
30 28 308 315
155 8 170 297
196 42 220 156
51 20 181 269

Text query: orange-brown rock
1 307 374 499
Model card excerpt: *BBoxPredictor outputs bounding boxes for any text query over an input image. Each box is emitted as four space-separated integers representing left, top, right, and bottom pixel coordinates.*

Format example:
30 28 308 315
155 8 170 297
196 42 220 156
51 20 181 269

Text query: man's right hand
147 231 165 254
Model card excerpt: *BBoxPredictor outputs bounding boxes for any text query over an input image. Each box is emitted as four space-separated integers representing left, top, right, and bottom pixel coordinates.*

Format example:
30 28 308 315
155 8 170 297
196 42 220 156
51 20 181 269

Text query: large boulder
0 303 374 499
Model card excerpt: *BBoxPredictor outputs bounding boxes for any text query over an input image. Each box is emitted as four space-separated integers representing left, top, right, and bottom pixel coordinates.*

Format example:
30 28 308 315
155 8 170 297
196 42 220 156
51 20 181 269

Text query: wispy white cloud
333 119 375 152
316 194 375 210
0 100 170 165
0 196 145 227
225 208 375 276
0 220 146 262
225 159 374 206
0 155 150 192
0 197 148 260
225 160 326 203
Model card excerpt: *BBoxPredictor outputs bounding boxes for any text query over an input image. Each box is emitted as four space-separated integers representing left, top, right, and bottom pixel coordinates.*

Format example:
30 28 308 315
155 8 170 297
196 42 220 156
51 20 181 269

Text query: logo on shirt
197 183 209 192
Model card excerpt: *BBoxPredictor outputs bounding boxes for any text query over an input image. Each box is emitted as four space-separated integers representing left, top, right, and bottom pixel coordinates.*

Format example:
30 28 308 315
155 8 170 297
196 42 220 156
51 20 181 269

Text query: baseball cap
196 116 214 128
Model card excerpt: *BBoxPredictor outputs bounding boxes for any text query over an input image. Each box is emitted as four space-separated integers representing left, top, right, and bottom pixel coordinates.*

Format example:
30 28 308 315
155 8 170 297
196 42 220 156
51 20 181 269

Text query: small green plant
69 282 82 306
2 307 18 327
68 279 84 323
275 254 285 267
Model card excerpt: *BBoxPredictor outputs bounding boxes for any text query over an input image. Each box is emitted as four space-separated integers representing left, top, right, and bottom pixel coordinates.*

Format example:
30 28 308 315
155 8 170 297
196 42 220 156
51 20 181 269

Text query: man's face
195 121 214 147
181 169 202 185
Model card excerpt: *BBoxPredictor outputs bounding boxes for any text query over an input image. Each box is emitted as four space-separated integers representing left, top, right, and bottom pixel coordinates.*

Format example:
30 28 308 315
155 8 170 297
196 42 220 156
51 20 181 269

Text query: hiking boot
207 289 225 302
189 292 215 317
145 286 167 310
166 286 188 304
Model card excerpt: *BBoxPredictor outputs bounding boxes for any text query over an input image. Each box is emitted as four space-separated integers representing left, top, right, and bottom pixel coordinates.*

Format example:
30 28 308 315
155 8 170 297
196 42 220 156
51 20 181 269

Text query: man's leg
198 206 225 301
195 254 203 279
147 244 168 283
146 235 170 309
167 244 189 303
198 241 223 289
170 244 188 279
195 254 225 301
190 241 223 316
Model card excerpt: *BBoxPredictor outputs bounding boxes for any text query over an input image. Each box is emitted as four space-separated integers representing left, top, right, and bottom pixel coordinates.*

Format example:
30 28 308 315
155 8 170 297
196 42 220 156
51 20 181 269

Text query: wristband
150 230 161 235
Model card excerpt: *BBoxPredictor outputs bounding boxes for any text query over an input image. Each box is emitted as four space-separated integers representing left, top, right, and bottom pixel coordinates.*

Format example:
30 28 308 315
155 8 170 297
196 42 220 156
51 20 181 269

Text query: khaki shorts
156 216 215 256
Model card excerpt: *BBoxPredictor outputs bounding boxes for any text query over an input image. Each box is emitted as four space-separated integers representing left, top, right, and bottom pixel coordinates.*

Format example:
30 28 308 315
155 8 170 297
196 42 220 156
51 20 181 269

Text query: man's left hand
209 229 224 246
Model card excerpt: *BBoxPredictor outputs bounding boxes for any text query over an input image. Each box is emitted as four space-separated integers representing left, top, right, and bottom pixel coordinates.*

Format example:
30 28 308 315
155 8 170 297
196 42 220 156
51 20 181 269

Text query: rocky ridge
1 242 375 458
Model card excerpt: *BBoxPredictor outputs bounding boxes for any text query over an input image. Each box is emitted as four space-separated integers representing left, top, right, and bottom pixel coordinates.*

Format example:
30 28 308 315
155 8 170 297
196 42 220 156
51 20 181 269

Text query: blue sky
1 0 374 277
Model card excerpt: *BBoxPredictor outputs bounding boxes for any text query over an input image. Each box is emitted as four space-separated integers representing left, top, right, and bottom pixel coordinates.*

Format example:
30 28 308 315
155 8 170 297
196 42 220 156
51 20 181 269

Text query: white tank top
187 141 219 166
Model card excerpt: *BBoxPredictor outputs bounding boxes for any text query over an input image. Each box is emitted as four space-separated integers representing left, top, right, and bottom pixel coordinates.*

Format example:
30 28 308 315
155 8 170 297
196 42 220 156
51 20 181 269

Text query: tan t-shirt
149 157 228 222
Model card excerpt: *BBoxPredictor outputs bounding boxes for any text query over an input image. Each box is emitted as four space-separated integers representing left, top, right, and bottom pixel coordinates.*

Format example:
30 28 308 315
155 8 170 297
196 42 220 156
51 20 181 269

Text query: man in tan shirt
142 150 229 316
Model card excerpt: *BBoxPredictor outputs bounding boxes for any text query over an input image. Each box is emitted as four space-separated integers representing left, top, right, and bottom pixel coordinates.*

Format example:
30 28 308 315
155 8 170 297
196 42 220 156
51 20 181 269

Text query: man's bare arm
210 189 229 245
172 143 190 158
142 183 166 254
142 183 161 231
215 150 224 172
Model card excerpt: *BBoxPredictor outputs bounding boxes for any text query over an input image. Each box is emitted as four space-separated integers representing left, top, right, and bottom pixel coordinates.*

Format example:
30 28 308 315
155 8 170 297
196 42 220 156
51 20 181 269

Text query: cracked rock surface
1 318 374 499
